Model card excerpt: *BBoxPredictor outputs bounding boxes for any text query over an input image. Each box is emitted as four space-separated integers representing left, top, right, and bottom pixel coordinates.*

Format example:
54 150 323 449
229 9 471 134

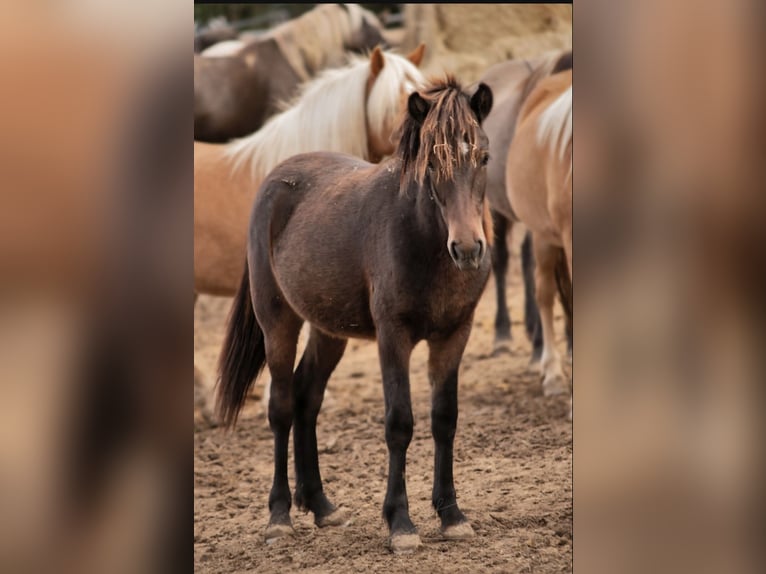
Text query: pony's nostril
450 241 460 260
475 240 484 258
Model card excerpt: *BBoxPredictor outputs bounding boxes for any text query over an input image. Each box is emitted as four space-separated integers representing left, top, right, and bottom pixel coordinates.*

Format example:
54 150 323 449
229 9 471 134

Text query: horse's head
364 45 426 161
341 4 389 53
399 78 494 270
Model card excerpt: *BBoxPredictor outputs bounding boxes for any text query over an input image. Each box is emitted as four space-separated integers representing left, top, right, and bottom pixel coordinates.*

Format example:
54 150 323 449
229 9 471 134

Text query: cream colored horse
194 46 426 424
505 69 572 403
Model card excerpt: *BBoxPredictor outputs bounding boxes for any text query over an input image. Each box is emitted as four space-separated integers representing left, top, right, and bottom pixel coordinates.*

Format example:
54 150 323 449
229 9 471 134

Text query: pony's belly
287 293 376 340
272 257 376 340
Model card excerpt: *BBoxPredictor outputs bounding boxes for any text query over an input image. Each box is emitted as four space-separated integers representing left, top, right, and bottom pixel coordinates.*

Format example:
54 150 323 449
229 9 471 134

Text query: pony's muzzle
449 239 485 269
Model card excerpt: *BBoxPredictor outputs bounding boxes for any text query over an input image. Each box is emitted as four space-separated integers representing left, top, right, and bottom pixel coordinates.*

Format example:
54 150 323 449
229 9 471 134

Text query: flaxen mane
397 76 483 187
269 4 381 82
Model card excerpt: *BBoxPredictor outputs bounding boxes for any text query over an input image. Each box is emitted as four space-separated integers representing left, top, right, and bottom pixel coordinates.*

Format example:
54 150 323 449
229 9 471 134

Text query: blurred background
0 1 764 573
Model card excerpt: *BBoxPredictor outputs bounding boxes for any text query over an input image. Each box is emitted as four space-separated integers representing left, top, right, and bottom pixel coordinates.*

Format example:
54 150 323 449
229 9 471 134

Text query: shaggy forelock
397 76 483 187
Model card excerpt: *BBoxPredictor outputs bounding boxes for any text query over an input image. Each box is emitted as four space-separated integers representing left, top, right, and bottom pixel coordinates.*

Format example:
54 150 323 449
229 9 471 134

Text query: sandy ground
193 226 572 573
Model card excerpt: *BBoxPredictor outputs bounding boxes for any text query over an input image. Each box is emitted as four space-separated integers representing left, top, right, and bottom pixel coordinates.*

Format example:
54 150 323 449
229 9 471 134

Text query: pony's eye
481 154 490 166
427 159 435 171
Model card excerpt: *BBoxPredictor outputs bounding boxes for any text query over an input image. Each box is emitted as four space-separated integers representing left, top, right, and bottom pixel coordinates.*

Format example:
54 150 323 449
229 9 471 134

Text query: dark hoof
442 521 475 540
389 532 422 554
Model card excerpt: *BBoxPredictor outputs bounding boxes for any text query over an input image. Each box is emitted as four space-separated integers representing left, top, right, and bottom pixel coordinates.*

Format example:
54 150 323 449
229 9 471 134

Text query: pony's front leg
377 328 419 554
428 321 475 540
533 235 569 397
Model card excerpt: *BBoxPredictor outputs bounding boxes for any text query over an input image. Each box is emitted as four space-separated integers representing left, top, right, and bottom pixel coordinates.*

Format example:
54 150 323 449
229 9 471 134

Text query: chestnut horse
217 77 494 553
194 4 387 142
479 50 572 359
506 69 572 400
194 46 425 425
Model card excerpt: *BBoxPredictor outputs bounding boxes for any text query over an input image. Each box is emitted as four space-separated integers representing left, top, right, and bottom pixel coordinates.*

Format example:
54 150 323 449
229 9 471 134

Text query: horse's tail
216 261 267 428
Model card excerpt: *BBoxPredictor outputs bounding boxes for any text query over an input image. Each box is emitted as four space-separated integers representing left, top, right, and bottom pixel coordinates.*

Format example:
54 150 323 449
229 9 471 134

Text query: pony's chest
394 263 490 338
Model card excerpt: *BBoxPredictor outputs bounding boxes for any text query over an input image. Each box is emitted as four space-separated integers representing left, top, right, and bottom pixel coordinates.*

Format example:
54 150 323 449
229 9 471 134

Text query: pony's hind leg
428 321 475 540
255 297 303 542
292 327 348 527
532 235 569 397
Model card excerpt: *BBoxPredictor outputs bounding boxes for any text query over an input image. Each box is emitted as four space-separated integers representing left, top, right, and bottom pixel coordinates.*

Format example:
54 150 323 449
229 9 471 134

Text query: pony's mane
537 83 572 162
267 4 381 81
397 76 483 187
225 51 423 182
201 39 244 58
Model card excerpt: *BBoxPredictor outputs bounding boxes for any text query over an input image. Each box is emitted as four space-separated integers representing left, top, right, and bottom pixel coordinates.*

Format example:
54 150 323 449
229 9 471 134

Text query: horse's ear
470 83 493 123
370 46 385 78
408 91 430 124
407 43 426 67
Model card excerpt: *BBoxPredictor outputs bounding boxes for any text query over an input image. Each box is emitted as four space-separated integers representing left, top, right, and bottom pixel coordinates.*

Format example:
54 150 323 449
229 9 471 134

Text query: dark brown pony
194 4 387 143
217 77 493 553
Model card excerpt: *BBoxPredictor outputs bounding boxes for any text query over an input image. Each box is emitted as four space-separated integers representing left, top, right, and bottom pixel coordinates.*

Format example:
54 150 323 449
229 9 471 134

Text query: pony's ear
470 83 493 123
407 43 426 67
370 46 385 78
408 91 430 124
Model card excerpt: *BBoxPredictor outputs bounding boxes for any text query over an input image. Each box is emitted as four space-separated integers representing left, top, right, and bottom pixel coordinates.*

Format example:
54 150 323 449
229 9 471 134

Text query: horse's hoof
264 522 294 544
200 407 221 428
316 507 352 528
542 374 568 397
491 341 512 357
389 532 422 554
442 521 475 540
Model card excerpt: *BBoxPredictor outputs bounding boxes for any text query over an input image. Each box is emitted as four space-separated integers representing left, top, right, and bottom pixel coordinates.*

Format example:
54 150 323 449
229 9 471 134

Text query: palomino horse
194 4 387 142
217 77 494 553
194 46 425 424
479 50 573 360
505 69 572 401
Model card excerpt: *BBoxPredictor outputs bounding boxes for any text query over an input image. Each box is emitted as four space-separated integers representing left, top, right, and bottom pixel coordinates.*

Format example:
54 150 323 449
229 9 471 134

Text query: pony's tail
216 261 267 428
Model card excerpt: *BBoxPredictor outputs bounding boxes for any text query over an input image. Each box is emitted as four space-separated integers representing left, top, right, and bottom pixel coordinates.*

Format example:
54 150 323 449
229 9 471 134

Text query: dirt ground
194 226 572 573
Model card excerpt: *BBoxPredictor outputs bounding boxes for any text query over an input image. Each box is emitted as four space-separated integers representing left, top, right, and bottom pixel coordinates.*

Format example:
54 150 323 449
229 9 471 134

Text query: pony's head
365 44 426 161
341 4 389 53
398 77 494 270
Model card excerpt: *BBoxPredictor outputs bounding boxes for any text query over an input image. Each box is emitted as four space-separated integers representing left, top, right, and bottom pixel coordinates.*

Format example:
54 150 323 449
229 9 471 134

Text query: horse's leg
562 225 574 418
554 247 573 359
193 291 219 427
259 305 303 542
490 210 512 349
522 231 544 364
293 327 348 527
428 321 474 540
533 235 569 396
377 327 419 553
